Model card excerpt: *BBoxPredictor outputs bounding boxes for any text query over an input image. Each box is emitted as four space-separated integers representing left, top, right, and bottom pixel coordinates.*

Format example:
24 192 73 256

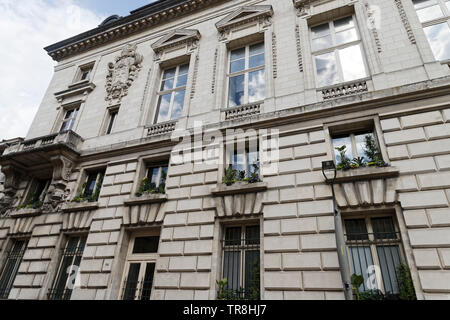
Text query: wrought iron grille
0 240 28 299
345 230 404 297
48 237 86 301
121 279 154 301
220 226 260 300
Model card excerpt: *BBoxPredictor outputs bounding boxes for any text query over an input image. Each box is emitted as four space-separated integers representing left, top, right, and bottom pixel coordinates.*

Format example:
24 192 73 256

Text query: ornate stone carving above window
293 0 312 17
215 5 273 41
105 43 143 104
151 29 200 59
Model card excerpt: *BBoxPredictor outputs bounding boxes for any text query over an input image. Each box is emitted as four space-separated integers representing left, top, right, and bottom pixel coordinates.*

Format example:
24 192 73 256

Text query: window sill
62 201 99 213
212 182 268 196
124 194 168 206
10 207 42 218
54 81 96 101
335 166 399 183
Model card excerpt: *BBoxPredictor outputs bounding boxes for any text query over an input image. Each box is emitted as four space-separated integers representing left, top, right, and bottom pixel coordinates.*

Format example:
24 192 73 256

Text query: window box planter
62 201 99 213
124 194 168 206
10 207 41 218
335 166 399 183
212 182 268 196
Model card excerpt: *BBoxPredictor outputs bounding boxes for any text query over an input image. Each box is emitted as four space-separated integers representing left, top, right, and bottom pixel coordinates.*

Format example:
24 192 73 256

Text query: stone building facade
0 0 450 300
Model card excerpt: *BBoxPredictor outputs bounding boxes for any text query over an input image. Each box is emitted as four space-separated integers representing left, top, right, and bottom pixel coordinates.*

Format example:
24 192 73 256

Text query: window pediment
215 5 273 32
151 29 201 53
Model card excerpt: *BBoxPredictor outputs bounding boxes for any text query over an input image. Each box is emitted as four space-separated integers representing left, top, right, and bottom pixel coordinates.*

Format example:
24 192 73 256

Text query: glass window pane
245 226 260 245
423 22 450 61
225 227 241 245
333 135 353 163
354 132 374 161
312 35 333 51
339 44 367 82
247 150 259 177
223 251 241 293
123 263 140 300
250 43 264 55
133 237 160 254
83 173 97 197
311 23 330 38
248 69 265 103
416 5 444 22
175 74 188 88
335 28 358 45
228 75 245 107
334 16 355 32
231 47 245 61
372 217 397 240
244 250 260 299
148 167 159 186
161 78 174 91
413 0 437 10
345 219 369 241
171 90 185 120
249 53 265 69
447 1 450 12
376 246 402 294
315 52 339 87
233 152 245 174
230 59 245 73
156 93 171 123
141 263 155 300
348 246 376 292
162 67 176 80
178 64 189 75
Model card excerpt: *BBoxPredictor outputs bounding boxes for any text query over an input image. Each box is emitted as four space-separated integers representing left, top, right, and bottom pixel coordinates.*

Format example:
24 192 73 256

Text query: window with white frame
48 236 86 300
226 140 260 181
228 42 265 108
310 16 368 88
0 239 28 299
220 224 260 300
60 107 80 133
105 108 119 135
120 232 160 300
344 215 407 296
413 0 450 61
155 64 189 123
332 131 378 163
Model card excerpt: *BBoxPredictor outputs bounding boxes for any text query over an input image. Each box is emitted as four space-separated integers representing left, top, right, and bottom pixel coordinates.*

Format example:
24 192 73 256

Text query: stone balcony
1 130 83 157
223 102 262 121
321 79 369 100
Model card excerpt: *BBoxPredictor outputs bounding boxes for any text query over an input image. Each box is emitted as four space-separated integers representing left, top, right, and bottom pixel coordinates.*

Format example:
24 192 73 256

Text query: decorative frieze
272 32 278 79
365 2 382 53
190 51 200 99
394 0 416 45
321 80 368 100
105 43 143 104
224 102 262 121
147 121 177 136
295 25 304 72
211 48 218 94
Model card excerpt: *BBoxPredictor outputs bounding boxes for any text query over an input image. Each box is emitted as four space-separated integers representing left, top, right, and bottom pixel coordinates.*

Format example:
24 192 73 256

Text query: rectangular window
60 107 79 133
220 224 260 300
23 179 51 208
228 42 265 108
0 239 28 299
81 170 105 202
77 64 94 82
120 233 160 300
105 109 118 135
310 16 368 87
48 236 86 300
155 64 189 123
147 165 168 189
344 216 405 296
332 131 377 163
413 0 450 61
229 146 260 180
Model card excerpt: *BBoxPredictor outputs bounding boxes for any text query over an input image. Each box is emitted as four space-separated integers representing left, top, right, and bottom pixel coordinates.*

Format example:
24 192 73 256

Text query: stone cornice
44 0 222 62
215 5 273 32
151 29 201 53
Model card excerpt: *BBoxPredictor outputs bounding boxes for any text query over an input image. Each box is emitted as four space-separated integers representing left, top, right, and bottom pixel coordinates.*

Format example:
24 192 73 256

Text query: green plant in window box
351 273 364 300
222 165 238 186
135 171 167 197
71 173 104 203
222 163 261 186
335 145 353 171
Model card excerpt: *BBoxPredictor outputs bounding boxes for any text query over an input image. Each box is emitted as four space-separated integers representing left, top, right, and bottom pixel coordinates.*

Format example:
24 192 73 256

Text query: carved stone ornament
293 0 312 17
0 165 22 216
106 43 143 104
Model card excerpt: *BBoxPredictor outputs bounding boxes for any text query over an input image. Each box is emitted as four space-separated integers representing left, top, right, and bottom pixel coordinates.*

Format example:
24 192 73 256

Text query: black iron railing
47 288 72 301
0 240 28 299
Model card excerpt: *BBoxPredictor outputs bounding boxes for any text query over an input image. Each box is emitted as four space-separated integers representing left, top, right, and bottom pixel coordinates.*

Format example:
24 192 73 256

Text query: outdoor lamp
322 160 337 184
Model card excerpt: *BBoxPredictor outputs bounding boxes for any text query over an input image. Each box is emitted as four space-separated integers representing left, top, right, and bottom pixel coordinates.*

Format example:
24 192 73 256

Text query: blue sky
75 0 155 17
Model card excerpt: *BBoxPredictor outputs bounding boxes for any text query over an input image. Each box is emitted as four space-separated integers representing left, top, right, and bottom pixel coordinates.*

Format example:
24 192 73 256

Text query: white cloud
0 0 104 140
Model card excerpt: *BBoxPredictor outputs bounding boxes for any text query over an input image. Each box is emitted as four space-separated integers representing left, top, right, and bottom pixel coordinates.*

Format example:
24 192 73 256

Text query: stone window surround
99 104 120 136
338 204 423 299
295 1 380 96
71 164 107 202
323 115 390 166
218 135 263 185
133 154 171 197
118 228 161 301
215 6 275 117
51 100 84 135
72 61 96 85
144 34 199 131
19 177 51 208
